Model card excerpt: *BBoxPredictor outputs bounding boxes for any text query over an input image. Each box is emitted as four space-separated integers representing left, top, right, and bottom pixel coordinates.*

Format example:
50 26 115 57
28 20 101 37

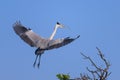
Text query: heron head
56 22 65 28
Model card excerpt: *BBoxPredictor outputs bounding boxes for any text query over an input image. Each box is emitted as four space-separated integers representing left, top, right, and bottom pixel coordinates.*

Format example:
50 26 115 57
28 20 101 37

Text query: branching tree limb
56 47 111 80
80 47 111 80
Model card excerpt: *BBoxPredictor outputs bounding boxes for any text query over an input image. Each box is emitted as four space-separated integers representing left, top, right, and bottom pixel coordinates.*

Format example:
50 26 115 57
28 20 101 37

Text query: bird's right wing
47 35 80 50
13 21 44 47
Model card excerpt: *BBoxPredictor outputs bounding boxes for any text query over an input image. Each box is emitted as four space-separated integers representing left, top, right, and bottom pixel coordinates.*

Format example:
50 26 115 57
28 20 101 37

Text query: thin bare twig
81 52 100 71
80 47 111 80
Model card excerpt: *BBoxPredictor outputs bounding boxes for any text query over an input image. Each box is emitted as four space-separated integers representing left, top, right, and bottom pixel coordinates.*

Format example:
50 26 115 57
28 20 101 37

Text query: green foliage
56 74 70 80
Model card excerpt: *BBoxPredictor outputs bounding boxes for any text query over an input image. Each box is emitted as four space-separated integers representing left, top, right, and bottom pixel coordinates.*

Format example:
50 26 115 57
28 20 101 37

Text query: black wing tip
76 35 80 39
13 21 22 27
15 21 21 24
13 21 32 31
65 35 80 40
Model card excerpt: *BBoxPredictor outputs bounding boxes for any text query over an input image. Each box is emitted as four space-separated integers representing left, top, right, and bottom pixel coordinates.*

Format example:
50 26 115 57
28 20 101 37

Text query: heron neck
49 26 58 40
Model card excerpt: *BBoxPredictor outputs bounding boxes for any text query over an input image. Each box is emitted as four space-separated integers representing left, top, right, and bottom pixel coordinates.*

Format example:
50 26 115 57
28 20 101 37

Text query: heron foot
33 62 36 68
37 63 40 68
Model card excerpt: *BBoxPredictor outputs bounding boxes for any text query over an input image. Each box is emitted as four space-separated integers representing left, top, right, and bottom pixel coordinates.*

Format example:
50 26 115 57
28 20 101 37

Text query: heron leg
37 50 44 68
37 54 41 68
33 55 38 68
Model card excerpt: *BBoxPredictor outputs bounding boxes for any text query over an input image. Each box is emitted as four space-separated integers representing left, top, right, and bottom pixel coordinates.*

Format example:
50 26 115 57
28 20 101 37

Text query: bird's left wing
13 21 44 47
47 35 80 50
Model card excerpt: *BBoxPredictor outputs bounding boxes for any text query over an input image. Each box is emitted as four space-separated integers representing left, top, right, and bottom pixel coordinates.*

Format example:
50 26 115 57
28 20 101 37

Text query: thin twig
80 47 111 80
81 52 100 71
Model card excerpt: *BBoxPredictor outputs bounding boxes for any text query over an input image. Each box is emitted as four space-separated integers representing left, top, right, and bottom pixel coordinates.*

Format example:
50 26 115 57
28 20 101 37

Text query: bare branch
86 67 99 80
80 47 111 80
81 52 100 71
96 47 110 71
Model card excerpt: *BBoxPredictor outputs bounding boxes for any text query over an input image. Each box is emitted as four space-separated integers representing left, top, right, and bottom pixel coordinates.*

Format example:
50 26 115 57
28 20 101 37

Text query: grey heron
13 21 80 68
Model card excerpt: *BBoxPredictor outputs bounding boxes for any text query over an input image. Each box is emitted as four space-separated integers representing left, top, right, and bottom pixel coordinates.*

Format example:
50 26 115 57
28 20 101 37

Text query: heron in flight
13 21 80 68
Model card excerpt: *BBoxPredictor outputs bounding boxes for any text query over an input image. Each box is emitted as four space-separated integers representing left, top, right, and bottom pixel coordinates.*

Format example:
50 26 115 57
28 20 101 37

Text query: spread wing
13 21 44 47
47 35 80 50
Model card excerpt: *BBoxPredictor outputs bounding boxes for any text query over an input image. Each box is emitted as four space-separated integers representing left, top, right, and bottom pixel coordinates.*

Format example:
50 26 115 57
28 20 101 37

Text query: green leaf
56 74 70 80
56 74 63 80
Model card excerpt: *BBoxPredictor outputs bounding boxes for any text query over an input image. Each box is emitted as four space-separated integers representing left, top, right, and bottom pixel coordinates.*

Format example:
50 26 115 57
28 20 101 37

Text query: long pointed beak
61 24 65 28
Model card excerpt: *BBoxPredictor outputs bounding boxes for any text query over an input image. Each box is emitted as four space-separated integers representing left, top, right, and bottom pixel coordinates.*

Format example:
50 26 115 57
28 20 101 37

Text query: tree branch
80 47 111 80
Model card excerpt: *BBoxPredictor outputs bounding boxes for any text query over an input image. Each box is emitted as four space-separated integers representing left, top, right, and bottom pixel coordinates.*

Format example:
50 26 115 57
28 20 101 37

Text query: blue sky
0 0 120 80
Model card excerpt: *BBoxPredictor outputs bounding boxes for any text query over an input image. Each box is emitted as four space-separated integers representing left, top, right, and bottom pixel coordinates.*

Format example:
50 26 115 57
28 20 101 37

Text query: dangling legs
33 48 40 68
37 50 44 68
33 55 38 67
34 48 44 68
37 54 41 68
